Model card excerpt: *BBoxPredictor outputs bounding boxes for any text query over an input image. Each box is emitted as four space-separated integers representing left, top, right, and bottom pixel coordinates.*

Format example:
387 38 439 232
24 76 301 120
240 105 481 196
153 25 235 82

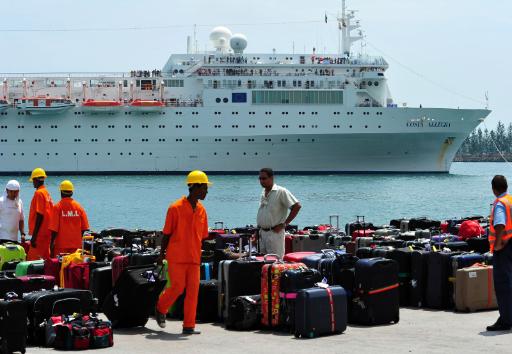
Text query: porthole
216 98 221 103
368 81 373 86
365 125 368 128
223 98 228 103
374 81 379 86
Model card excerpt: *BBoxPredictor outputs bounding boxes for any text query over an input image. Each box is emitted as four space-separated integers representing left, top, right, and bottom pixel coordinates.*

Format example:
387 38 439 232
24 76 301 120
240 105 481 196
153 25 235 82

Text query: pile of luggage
0 228 164 352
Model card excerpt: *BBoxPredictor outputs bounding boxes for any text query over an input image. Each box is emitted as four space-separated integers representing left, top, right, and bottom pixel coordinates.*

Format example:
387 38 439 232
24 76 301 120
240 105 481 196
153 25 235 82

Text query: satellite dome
230 34 248 54
209 26 232 51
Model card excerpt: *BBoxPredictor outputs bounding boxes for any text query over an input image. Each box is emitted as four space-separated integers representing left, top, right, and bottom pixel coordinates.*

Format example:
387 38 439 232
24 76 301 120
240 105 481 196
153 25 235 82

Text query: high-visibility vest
489 194 512 253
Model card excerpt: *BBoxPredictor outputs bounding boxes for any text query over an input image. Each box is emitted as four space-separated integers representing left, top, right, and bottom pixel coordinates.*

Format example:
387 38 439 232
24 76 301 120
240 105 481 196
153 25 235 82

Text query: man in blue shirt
487 175 512 331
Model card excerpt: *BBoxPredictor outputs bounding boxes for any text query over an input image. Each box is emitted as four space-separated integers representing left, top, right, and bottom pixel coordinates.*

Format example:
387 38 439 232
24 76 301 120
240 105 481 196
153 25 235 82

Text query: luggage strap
279 292 297 299
367 283 399 295
325 287 336 332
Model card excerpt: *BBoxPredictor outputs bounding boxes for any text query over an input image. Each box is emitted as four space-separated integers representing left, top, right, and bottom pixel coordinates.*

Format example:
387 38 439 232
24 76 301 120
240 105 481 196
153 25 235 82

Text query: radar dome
209 26 232 51
230 34 248 54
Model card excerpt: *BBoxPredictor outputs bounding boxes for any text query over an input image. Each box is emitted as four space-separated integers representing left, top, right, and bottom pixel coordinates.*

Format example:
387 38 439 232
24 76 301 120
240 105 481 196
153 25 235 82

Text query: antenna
193 24 197 54
485 91 489 109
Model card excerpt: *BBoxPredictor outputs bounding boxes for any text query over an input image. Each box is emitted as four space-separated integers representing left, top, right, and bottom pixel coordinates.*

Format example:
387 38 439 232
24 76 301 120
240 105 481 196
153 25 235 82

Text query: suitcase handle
263 254 281 262
329 215 340 230
214 221 224 230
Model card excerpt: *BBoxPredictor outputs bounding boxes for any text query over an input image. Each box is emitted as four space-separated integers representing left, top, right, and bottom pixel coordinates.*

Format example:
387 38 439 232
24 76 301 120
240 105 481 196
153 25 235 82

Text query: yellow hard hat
29 168 47 182
60 180 74 192
186 170 212 185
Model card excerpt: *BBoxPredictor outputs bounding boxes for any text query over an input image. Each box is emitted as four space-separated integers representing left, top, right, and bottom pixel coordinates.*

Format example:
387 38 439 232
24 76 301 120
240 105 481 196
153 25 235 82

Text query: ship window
378 125 382 128
216 98 221 103
232 93 247 103
223 97 229 103
365 125 368 128
374 81 379 86
349 125 353 128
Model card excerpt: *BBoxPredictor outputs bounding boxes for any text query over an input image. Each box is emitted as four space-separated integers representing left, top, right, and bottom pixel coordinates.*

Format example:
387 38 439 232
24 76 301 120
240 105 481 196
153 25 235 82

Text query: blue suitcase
294 286 347 338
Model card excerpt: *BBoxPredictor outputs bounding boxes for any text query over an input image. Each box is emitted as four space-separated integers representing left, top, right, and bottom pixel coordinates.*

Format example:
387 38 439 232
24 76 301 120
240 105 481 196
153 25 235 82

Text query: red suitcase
261 261 306 328
44 258 61 285
18 275 56 293
64 263 90 290
352 229 375 241
112 255 129 286
285 235 293 254
283 252 315 263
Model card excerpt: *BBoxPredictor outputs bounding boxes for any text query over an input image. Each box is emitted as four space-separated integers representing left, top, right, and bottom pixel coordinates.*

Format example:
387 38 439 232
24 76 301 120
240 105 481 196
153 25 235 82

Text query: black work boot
155 307 167 329
182 327 201 335
487 318 511 331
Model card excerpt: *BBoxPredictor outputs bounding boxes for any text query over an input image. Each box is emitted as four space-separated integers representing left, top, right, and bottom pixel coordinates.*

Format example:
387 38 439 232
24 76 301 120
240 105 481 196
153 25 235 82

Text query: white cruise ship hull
0 106 490 174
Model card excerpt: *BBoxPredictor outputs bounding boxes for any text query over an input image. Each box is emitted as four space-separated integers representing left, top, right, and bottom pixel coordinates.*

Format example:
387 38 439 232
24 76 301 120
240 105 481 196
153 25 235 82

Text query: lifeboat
81 99 122 113
16 97 75 115
128 99 165 113
0 99 9 112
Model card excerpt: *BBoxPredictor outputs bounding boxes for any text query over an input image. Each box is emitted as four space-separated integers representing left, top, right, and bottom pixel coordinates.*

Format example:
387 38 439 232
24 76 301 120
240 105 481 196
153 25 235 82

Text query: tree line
455 121 511 161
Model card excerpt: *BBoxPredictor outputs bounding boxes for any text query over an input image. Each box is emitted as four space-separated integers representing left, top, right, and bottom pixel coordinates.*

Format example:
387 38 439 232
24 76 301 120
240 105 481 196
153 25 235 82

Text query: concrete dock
32 308 510 353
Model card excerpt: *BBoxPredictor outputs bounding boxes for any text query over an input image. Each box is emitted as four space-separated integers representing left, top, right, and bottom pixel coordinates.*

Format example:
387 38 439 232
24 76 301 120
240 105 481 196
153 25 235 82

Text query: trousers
493 240 512 326
259 229 285 259
157 263 200 328
27 232 51 260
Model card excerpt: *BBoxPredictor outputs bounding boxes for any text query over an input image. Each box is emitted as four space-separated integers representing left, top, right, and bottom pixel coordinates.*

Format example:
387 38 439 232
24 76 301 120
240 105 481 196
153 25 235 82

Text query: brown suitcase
454 264 497 312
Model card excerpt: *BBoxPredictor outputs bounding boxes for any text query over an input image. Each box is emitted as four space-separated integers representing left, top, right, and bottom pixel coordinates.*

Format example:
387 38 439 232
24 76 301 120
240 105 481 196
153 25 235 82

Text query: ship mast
338 0 363 57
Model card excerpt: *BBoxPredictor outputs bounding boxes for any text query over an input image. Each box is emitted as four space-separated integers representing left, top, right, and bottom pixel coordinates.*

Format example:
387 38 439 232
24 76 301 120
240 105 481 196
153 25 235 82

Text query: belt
259 225 278 232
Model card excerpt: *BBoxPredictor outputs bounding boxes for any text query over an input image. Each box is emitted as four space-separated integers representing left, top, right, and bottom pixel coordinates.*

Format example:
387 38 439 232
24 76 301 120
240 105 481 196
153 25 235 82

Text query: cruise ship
0 1 490 174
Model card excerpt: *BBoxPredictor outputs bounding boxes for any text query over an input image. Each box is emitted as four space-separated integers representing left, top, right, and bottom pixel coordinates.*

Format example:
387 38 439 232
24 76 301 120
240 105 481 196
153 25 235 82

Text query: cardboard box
455 265 497 312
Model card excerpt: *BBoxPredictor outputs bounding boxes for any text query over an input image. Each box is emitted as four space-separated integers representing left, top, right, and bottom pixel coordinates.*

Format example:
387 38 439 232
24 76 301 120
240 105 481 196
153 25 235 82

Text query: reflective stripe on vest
489 194 512 253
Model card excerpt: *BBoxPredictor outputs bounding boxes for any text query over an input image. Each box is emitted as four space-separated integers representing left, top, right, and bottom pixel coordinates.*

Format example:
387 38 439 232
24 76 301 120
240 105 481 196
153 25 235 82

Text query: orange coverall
156 196 209 329
27 185 53 260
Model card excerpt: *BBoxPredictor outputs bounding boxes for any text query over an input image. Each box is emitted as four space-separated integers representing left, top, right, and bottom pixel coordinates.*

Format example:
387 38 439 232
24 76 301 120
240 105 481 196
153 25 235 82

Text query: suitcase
0 298 27 354
355 237 374 249
346 216 374 236
317 253 358 288
200 262 214 281
397 232 417 241
290 234 328 253
466 237 490 254
451 253 485 274
385 248 413 306
63 262 90 290
261 261 306 328
390 218 407 229
23 288 95 345
283 252 315 263
374 239 406 249
218 256 266 321
408 217 441 230
215 234 245 250
15 260 45 276
279 268 322 331
433 241 468 252
226 295 261 330
18 275 56 293
455 264 497 312
400 220 410 232
356 247 373 259
300 250 336 269
44 258 61 285
294 286 347 338
0 272 23 299
112 255 129 286
425 251 460 309
129 252 159 267
351 229 375 241
351 258 400 325
409 250 429 307
483 252 493 265
374 228 399 237
197 280 218 322
103 265 166 328
89 266 113 311
0 242 26 271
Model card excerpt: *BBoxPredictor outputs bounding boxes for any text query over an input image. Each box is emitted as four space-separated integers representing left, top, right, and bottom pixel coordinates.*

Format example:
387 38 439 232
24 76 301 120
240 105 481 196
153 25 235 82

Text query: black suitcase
1 261 20 272
387 248 413 306
89 266 113 311
374 239 406 248
351 258 399 325
166 279 219 323
225 295 261 330
425 251 460 309
103 265 166 328
26 261 45 275
0 298 27 354
317 253 358 287
390 218 407 229
356 247 373 259
345 216 375 236
484 252 493 265
0 272 22 298
409 250 429 307
408 217 441 230
129 252 159 266
466 237 490 254
218 258 266 320
294 286 347 338
23 288 94 345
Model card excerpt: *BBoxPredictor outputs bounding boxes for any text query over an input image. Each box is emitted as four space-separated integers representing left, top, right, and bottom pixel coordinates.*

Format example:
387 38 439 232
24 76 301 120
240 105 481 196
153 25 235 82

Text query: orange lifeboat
81 99 122 113
128 99 165 113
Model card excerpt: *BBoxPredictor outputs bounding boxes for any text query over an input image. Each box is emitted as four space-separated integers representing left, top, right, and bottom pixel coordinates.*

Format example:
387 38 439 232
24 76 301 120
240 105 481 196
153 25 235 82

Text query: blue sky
0 0 507 126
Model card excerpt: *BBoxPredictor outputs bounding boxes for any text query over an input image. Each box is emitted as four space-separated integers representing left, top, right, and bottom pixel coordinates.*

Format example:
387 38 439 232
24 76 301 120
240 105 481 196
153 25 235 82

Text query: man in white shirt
0 180 26 242
256 168 301 258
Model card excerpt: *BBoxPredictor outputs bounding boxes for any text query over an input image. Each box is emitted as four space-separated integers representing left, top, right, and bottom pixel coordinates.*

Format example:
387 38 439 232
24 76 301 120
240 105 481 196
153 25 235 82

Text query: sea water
7 162 512 231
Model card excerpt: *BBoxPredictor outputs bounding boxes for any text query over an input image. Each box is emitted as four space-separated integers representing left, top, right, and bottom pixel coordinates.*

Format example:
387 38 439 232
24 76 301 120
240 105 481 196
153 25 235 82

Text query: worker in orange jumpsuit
49 180 90 257
155 170 210 335
27 168 54 260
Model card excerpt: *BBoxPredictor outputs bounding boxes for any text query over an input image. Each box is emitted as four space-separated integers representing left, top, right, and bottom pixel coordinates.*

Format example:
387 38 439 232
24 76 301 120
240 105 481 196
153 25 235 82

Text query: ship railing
204 83 348 90
0 72 131 79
